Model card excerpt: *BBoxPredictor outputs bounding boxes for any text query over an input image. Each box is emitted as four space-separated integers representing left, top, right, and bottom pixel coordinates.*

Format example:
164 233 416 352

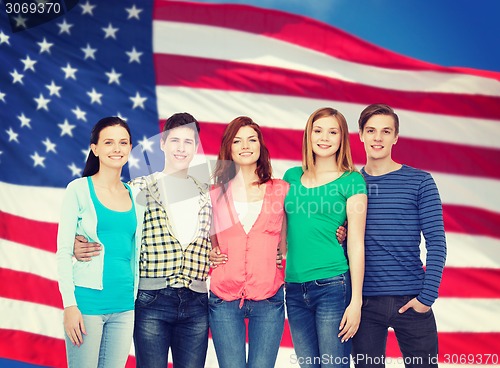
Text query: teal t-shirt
283 167 366 283
75 177 137 315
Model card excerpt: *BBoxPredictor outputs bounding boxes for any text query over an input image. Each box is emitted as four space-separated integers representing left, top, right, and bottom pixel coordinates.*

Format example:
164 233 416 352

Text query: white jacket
56 177 145 308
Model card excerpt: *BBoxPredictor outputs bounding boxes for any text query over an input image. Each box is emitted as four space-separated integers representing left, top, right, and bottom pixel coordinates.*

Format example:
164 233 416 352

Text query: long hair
302 107 355 173
82 117 131 177
212 116 272 187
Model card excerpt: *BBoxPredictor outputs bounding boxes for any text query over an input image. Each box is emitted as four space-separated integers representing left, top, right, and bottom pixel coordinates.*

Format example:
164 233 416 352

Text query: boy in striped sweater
352 104 447 368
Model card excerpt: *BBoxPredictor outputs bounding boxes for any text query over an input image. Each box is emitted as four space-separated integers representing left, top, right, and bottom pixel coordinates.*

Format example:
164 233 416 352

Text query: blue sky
196 0 500 72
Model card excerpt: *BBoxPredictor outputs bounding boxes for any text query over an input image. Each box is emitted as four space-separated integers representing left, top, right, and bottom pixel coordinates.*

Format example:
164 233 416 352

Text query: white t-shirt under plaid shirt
129 172 212 293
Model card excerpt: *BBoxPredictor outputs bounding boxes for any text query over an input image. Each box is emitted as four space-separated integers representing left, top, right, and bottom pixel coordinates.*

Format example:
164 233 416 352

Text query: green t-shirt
283 166 367 283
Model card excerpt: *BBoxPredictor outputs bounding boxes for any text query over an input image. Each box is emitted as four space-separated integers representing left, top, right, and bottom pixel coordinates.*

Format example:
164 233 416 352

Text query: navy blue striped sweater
361 165 447 306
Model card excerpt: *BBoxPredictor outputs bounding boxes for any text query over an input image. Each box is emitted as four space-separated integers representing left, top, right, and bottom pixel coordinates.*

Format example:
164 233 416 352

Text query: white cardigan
56 177 145 308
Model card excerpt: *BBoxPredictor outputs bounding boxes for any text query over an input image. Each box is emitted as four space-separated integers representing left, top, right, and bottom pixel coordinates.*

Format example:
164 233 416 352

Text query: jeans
209 286 285 368
352 296 438 368
65 310 134 368
285 273 351 368
133 287 209 368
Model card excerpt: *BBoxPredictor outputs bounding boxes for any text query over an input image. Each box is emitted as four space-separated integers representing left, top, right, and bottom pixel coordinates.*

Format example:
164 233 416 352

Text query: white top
155 172 206 293
233 199 263 233
156 172 200 248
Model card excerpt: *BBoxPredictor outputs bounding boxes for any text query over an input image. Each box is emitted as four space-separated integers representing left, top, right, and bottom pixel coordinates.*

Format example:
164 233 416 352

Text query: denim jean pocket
315 274 345 287
407 307 433 316
208 292 225 306
196 292 209 307
265 286 285 305
136 290 158 307
362 297 370 309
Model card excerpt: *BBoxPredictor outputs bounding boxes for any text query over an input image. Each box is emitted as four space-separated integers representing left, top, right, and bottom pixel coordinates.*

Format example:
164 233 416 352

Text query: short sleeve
283 168 292 183
344 171 367 199
283 166 301 184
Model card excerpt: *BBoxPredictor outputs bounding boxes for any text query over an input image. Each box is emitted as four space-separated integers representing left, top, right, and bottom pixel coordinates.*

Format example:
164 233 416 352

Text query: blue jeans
285 273 351 368
352 295 438 368
65 310 134 368
208 286 285 368
133 287 209 368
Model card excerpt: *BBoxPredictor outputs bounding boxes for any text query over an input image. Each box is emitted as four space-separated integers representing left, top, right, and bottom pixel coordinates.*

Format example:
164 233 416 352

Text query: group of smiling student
57 103 446 368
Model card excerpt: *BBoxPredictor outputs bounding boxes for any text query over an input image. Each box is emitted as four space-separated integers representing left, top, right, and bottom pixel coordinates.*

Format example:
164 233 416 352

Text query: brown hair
213 116 272 186
83 116 131 177
161 112 200 144
358 103 399 134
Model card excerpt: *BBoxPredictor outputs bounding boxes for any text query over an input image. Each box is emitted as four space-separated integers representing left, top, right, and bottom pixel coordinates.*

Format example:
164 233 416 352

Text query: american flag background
1 0 499 367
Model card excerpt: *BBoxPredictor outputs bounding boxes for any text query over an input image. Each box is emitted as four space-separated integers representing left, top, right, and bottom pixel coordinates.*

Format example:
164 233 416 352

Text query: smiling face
231 126 261 167
91 125 131 170
161 126 197 174
310 116 342 160
359 114 398 162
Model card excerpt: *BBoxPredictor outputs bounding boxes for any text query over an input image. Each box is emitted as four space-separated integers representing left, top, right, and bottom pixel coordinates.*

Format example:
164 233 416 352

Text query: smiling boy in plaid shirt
74 113 212 368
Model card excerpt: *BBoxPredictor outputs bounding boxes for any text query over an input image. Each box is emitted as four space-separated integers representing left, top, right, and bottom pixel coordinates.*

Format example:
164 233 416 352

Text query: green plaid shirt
130 174 212 287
